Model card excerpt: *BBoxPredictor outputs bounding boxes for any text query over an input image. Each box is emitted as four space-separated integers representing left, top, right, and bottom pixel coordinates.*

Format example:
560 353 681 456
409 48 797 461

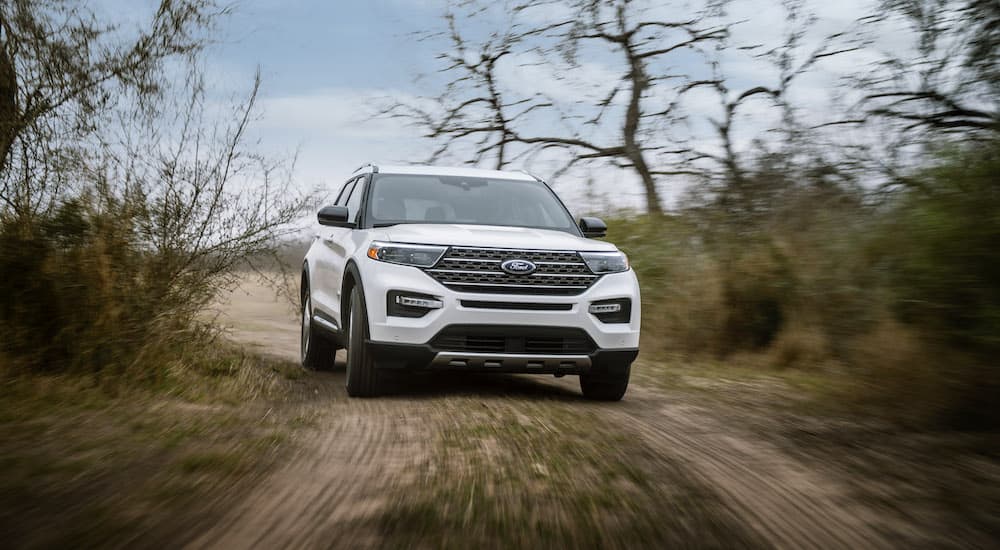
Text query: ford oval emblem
501 259 537 275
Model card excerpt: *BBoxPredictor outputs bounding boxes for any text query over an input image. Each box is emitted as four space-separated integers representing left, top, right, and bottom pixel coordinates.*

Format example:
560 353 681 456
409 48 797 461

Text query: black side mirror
579 217 607 238
318 205 352 227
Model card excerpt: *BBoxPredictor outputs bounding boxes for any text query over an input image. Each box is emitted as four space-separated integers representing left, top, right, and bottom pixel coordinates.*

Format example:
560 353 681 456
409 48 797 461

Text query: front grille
425 246 598 295
430 325 597 355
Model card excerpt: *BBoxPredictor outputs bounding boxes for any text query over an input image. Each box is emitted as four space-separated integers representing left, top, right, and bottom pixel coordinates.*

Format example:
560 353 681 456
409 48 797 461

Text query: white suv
300 164 640 400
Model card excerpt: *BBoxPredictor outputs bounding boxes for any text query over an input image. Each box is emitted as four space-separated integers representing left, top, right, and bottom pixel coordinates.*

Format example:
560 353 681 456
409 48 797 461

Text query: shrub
719 241 794 352
884 143 1000 355
1 197 186 376
603 147 999 427
605 214 727 357
0 72 309 378
874 143 1000 428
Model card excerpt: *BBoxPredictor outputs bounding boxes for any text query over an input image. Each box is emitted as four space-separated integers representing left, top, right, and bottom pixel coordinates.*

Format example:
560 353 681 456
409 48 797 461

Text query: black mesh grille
430 325 597 355
424 246 598 295
459 301 573 311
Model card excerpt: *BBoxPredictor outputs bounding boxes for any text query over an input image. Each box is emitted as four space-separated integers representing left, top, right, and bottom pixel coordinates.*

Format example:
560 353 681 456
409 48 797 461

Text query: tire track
186 371 434 550
601 385 893 550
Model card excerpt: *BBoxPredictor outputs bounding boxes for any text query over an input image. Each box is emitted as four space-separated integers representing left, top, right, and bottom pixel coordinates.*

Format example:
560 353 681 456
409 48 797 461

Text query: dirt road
194 277 898 549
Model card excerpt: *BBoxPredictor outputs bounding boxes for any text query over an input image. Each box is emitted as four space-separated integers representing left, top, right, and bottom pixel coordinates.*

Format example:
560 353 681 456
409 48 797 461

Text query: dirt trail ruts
195 277 893 549
187 373 433 549
604 387 890 549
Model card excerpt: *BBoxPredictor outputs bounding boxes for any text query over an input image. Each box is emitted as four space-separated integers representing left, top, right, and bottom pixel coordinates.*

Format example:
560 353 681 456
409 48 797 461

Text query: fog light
589 298 631 323
395 295 443 309
589 303 622 314
387 291 443 318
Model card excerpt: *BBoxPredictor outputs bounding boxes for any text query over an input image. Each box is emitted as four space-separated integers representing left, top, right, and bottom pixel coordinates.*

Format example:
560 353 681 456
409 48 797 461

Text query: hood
371 224 618 252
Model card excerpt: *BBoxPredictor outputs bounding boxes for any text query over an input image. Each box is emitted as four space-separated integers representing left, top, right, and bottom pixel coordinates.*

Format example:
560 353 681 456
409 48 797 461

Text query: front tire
301 290 336 371
580 365 631 401
345 286 381 397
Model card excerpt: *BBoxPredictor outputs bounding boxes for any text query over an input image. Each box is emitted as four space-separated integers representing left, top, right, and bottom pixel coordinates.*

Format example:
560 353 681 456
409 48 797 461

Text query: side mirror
317 205 352 227
579 217 607 238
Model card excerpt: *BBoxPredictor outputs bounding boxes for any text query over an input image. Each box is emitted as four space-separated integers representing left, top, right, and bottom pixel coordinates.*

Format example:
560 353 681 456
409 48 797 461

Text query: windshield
366 174 579 233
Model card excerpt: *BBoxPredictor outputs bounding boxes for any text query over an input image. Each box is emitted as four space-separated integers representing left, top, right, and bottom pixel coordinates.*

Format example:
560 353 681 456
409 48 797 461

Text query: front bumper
368 341 637 375
357 258 641 351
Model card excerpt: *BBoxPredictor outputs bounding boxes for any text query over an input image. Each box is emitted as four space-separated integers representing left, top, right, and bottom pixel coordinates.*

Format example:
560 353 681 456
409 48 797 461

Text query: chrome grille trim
532 273 596 279
423 246 600 295
436 282 590 290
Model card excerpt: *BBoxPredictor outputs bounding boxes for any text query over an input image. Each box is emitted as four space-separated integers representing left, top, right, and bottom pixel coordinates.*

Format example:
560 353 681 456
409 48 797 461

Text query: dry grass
378 399 763 549
0 345 308 548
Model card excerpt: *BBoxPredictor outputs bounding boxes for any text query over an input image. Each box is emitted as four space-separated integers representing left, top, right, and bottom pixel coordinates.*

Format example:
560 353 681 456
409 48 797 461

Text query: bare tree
0 2 312 374
685 0 862 213
860 0 999 136
381 5 563 170
515 0 734 215
0 0 225 219
385 0 733 215
391 0 870 216
103 67 310 321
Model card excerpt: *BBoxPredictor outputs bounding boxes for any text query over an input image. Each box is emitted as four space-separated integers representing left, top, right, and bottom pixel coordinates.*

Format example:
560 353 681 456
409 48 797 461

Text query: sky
93 0 904 213
207 1 448 199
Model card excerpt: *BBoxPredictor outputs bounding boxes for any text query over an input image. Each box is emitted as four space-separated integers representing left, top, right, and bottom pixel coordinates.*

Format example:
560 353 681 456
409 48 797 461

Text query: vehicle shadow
319 354 584 401
382 370 584 401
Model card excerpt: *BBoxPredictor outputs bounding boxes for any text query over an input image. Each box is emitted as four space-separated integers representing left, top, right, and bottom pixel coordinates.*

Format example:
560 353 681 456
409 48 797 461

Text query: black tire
580 365 631 401
301 287 336 371
345 286 381 397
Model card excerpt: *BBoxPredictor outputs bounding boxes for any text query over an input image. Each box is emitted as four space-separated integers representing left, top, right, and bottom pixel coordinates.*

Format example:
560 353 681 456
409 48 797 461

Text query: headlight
367 241 447 267
579 251 629 274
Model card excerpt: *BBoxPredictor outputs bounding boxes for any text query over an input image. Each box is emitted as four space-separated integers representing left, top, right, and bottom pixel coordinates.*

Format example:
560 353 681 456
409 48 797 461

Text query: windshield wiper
372 222 405 228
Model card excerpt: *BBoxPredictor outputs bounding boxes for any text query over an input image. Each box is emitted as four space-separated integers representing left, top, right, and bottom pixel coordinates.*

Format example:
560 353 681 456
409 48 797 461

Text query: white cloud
258 89 410 138
248 89 435 194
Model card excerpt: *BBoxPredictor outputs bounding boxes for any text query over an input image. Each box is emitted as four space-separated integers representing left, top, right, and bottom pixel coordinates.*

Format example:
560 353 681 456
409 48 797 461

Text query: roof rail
515 168 544 182
353 162 379 174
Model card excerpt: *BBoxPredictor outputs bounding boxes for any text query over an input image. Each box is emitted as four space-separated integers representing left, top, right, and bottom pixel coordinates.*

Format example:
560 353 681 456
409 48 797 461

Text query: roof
353 163 539 182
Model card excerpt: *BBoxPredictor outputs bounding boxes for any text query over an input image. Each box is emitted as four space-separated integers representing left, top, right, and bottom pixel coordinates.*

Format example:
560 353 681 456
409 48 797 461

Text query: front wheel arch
340 260 366 332
300 262 310 306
